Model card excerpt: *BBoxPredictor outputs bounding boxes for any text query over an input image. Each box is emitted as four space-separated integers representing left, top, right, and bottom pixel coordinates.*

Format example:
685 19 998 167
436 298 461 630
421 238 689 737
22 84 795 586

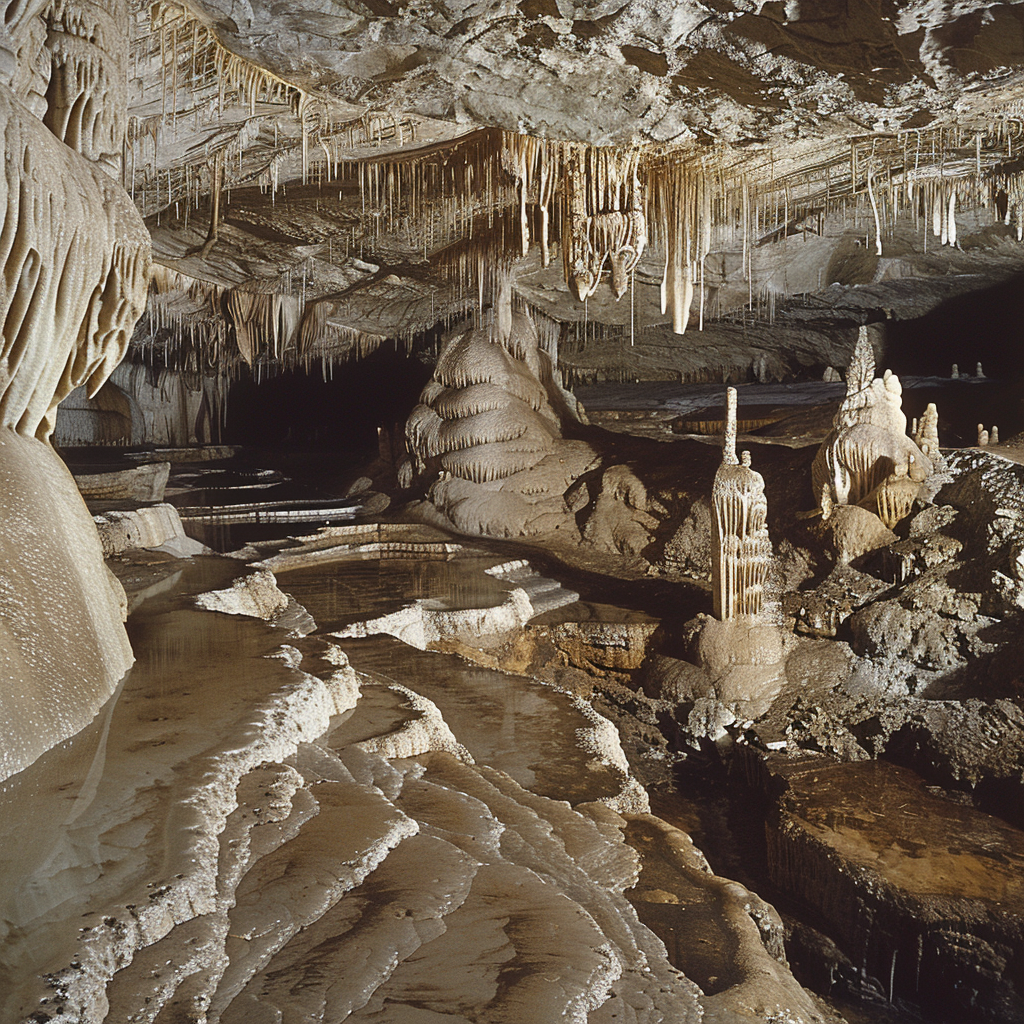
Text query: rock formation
913 402 941 462
711 387 772 621
406 275 597 539
813 327 932 530
0 0 150 780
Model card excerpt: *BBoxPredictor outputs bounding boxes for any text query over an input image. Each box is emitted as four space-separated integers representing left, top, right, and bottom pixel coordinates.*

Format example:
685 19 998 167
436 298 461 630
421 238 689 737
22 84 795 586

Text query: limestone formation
711 388 772 621
913 402 941 461
0 3 150 780
812 327 932 529
407 279 597 539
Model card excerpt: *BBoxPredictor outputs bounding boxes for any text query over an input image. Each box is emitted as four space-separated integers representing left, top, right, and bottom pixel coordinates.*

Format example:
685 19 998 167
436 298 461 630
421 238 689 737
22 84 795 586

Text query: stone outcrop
751 750 1024 1023
94 503 206 557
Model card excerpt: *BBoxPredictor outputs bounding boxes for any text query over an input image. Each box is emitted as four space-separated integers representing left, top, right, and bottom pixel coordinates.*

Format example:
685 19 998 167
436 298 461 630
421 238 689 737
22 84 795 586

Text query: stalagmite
812 328 932 529
405 282 596 538
913 403 940 460
711 388 772 621
992 425 999 444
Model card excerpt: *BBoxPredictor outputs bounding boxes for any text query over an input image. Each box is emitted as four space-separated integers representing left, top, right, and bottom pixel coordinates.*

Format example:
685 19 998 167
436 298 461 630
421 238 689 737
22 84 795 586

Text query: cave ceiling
121 0 1024 378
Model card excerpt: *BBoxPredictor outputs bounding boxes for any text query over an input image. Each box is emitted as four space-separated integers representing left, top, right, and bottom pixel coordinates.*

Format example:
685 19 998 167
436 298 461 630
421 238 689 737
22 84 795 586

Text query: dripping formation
130 99 1024 397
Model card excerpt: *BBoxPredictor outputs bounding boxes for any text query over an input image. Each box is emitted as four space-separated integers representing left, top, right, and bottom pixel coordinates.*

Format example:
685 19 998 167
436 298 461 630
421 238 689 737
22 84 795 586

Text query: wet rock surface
755 751 1024 1023
0 542 826 1023
12 412 1024 1023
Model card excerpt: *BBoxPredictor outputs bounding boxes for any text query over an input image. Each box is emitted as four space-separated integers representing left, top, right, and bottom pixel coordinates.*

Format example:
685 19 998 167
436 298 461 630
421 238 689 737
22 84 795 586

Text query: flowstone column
0 0 150 780
711 387 772 620
812 326 932 529
690 388 783 712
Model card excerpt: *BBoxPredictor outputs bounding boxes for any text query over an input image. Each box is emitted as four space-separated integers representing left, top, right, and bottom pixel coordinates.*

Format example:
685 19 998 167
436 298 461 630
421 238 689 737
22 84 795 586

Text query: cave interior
3 1 1024 1022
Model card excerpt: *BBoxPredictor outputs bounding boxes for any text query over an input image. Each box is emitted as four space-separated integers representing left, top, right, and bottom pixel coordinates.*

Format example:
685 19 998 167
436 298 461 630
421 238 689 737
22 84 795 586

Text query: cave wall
0 0 150 780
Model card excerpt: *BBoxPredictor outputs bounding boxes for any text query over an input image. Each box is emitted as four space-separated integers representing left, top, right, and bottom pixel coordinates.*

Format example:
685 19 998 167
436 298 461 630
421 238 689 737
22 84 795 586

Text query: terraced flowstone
0 552 828 1023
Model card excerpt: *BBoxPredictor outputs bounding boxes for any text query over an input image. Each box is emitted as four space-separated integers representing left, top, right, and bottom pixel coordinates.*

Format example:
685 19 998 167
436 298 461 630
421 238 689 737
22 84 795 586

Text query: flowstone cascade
0 2 150 780
812 326 932 530
406 276 597 539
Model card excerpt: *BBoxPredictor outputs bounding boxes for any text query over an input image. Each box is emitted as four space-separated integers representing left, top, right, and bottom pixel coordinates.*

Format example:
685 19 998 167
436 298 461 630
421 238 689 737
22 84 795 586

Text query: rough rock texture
95 503 208 557
196 569 292 620
135 0 1024 147
754 750 1024 1023
72 461 170 502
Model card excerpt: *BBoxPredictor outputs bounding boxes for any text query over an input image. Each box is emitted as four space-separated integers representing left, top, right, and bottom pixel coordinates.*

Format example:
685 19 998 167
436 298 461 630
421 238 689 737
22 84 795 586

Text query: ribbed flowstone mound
406 306 597 540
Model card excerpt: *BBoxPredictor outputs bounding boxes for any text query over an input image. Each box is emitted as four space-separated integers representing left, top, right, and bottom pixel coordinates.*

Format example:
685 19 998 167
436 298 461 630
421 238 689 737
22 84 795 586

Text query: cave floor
7 423 1024 1022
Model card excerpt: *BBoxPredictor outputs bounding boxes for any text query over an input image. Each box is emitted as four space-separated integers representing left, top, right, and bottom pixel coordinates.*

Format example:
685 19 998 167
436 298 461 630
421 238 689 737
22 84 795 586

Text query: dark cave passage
884 273 1024 381
222 341 433 455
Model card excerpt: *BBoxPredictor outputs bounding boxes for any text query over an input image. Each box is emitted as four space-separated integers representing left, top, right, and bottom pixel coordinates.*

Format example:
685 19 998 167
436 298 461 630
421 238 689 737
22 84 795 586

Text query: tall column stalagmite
711 387 772 621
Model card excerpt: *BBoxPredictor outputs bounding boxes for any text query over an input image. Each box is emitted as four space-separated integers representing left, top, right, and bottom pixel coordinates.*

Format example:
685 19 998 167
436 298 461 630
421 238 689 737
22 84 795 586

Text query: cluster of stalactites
43 0 128 173
130 0 319 216
711 387 772 621
137 265 404 382
648 155 718 335
813 327 932 530
501 135 649 305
